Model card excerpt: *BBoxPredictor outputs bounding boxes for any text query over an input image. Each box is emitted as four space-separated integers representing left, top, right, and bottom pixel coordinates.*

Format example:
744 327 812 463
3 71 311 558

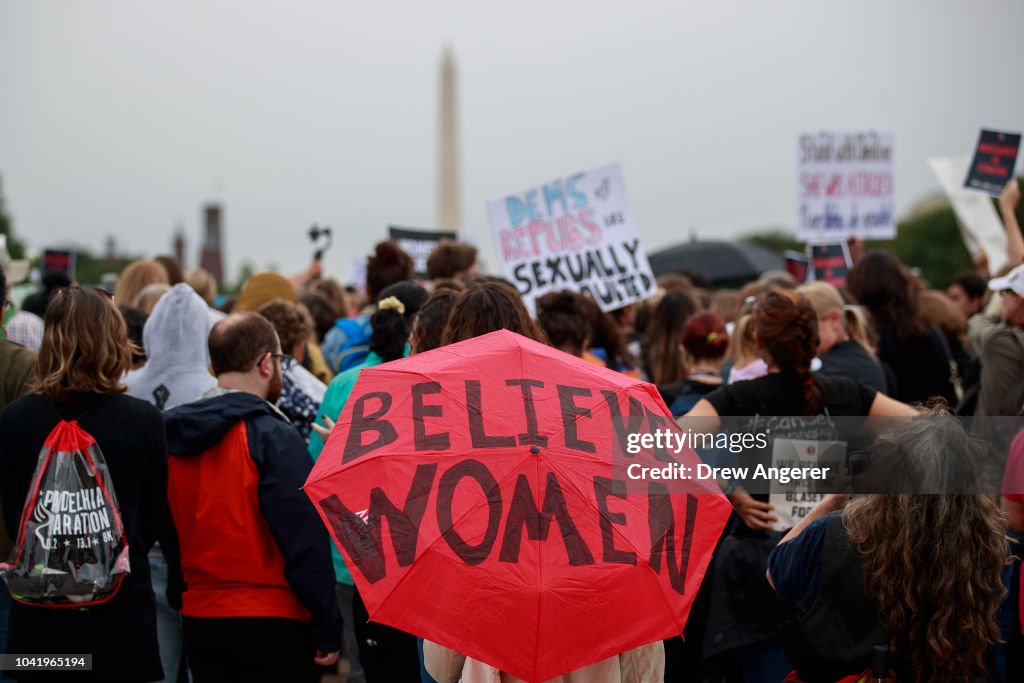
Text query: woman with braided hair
681 289 915 682
687 289 912 420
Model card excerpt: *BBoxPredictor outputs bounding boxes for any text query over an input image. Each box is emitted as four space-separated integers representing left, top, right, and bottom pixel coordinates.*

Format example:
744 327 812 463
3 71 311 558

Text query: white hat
989 264 1024 298
0 235 29 285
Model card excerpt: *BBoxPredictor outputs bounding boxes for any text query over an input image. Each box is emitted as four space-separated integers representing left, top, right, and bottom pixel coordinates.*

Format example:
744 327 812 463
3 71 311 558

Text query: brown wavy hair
35 287 133 401
440 280 547 346
847 250 929 341
754 288 822 414
844 418 1007 682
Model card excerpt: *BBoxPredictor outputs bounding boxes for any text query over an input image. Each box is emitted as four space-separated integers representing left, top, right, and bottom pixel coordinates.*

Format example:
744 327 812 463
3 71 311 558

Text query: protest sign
43 249 76 281
809 242 852 288
929 157 1010 274
769 438 847 532
964 129 1021 196
487 163 656 313
797 131 895 241
784 250 810 284
348 256 367 291
388 226 458 279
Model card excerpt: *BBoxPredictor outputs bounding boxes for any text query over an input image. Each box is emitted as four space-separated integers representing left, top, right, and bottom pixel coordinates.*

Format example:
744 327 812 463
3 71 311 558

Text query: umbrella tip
530 446 541 455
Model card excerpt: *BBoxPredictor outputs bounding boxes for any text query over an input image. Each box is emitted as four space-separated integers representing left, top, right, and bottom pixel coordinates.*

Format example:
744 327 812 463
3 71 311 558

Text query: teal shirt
308 349 405 585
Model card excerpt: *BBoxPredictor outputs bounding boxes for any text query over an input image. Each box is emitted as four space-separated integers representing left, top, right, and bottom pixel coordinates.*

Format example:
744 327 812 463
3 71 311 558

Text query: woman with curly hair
768 416 1008 682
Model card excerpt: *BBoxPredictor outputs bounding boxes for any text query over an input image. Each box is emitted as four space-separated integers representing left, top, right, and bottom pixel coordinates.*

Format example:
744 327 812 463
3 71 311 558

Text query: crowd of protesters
0 179 1022 682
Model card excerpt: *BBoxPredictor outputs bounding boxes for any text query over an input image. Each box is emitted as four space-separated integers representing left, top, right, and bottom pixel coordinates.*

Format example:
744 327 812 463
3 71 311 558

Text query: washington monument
437 46 460 231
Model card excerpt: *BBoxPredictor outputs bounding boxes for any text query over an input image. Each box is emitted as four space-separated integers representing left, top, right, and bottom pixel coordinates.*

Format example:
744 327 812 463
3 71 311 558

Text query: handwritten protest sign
964 129 1021 196
797 131 895 241
389 226 458 279
769 438 847 532
487 163 656 313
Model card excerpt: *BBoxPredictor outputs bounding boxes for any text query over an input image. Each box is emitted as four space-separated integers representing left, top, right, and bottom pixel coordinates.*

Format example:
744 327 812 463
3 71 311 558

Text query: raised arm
1000 179 1023 267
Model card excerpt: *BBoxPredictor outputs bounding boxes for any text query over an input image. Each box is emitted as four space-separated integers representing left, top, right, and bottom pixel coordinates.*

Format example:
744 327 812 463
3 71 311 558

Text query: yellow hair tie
706 332 718 342
378 296 405 315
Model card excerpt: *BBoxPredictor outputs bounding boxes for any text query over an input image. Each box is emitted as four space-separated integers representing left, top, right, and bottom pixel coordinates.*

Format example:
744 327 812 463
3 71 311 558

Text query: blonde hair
798 281 878 356
35 287 132 401
186 268 218 306
919 289 968 338
133 282 171 315
114 260 169 308
727 313 760 367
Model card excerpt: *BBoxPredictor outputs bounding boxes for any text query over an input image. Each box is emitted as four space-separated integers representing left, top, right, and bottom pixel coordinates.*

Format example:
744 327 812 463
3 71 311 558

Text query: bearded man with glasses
162 312 341 682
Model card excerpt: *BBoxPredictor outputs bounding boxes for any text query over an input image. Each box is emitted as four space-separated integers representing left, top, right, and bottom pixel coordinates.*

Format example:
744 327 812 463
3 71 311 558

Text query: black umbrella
647 239 785 288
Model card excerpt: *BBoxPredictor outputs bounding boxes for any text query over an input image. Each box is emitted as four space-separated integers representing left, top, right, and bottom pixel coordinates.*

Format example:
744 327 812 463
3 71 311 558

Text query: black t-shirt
705 371 877 418
876 324 956 405
819 340 888 395
704 372 877 502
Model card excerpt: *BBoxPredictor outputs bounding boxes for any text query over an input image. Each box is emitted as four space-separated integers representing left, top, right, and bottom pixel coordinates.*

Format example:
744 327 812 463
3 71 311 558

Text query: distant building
199 204 224 285
174 225 187 270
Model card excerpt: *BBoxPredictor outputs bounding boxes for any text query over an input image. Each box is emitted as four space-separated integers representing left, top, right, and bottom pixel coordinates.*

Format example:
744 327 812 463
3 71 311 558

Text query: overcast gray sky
2 0 1022 284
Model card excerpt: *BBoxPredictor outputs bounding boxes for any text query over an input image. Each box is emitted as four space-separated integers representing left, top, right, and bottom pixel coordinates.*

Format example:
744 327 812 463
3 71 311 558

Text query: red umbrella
305 330 731 683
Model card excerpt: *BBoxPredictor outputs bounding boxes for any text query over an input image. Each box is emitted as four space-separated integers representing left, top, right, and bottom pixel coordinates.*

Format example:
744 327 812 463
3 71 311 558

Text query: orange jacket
165 391 341 652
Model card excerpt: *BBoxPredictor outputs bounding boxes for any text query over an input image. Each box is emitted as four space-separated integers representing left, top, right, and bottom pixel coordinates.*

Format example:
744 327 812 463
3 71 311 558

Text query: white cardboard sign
487 163 656 313
797 131 896 241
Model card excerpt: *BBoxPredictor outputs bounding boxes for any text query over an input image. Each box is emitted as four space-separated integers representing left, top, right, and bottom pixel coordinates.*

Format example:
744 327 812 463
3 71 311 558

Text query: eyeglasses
269 353 295 371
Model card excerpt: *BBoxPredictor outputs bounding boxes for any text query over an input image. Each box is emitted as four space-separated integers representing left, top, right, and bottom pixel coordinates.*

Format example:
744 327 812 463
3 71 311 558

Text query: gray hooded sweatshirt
125 283 217 411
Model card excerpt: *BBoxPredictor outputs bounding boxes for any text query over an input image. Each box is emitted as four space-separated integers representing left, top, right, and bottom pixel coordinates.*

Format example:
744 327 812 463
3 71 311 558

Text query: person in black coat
0 287 167 682
847 251 956 405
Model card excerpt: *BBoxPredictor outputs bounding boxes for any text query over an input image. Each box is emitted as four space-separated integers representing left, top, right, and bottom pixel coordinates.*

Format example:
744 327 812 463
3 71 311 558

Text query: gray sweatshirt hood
125 283 217 411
